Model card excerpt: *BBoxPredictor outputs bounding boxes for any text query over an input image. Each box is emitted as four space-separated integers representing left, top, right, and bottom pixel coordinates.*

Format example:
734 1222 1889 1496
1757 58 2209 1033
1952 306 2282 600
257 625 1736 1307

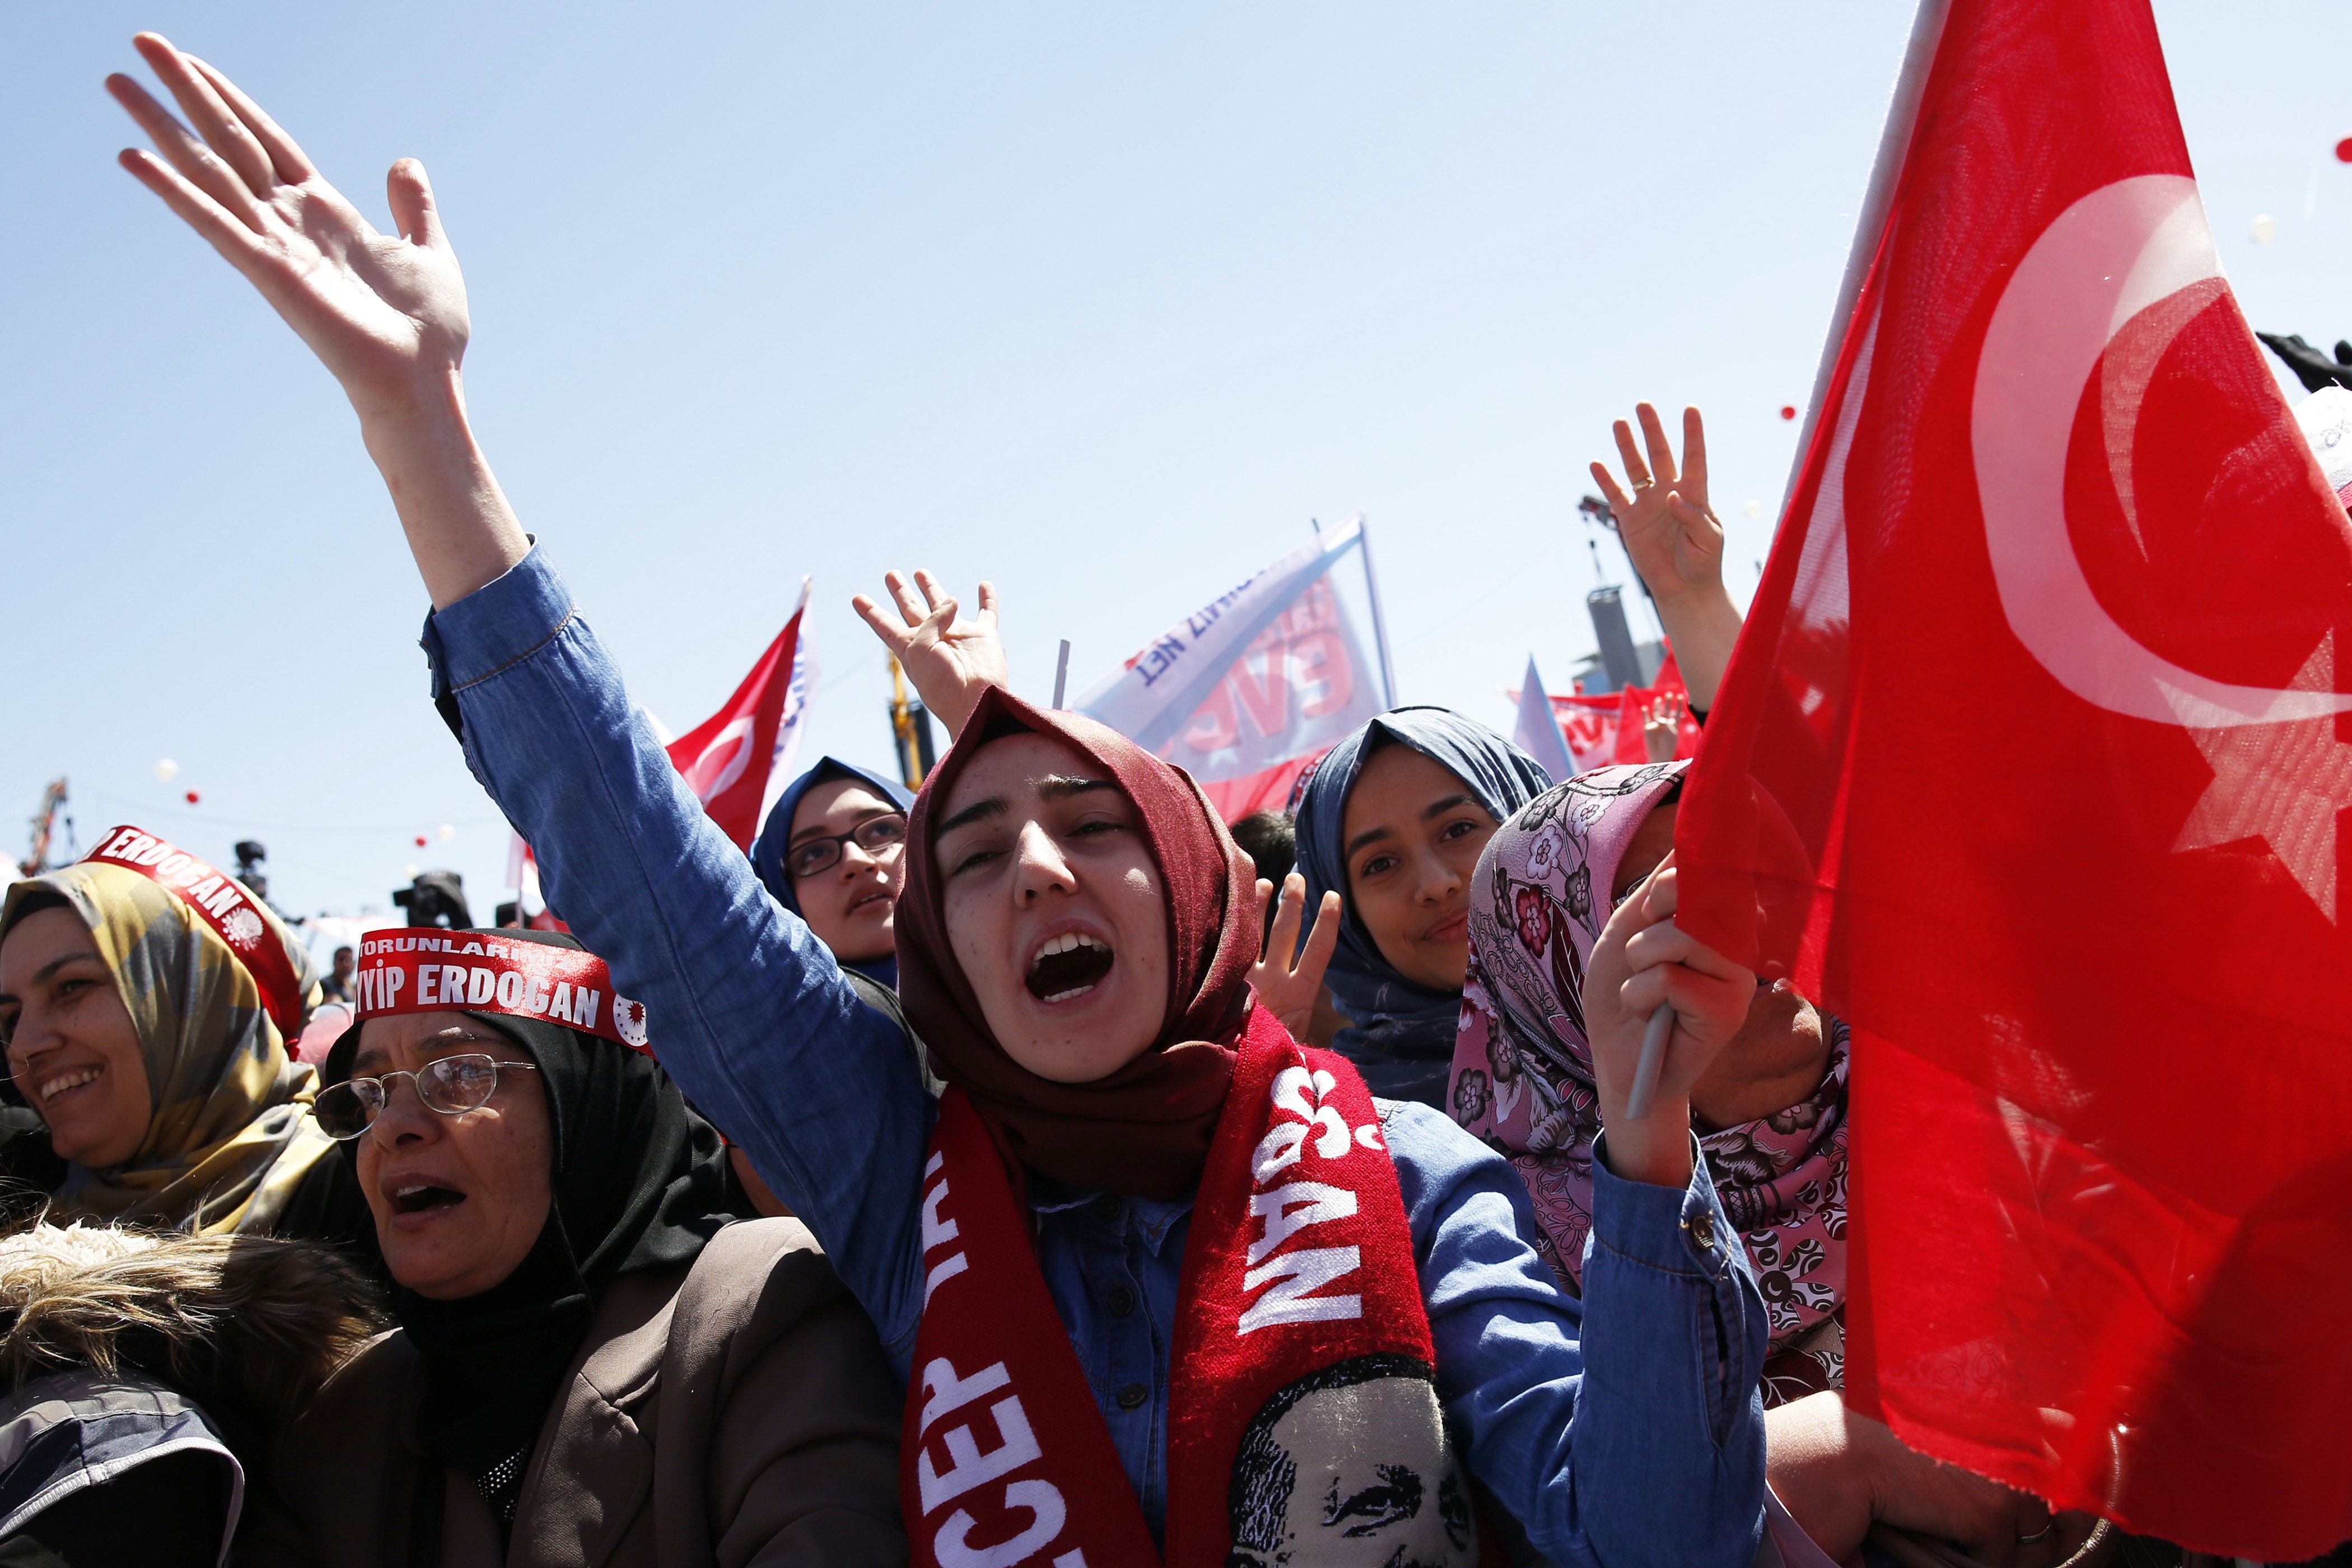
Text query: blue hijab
1294 708 1552 1109
750 757 914 988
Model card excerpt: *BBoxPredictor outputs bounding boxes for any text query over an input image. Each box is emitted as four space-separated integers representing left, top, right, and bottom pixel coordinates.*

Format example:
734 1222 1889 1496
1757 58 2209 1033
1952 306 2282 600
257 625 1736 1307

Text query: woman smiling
1292 709 1553 1109
0 843 358 1242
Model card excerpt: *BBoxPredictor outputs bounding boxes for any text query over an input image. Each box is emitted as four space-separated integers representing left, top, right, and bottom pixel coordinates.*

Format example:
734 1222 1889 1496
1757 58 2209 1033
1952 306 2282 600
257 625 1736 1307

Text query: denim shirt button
1115 1383 1149 1411
1682 1210 1716 1252
1092 1194 1124 1223
1108 1284 1137 1318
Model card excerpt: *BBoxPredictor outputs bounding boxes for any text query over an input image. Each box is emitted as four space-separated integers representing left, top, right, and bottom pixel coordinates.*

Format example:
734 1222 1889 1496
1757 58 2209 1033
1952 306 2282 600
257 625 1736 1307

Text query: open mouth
847 890 895 917
391 1183 466 1216
38 1067 101 1105
1026 931 1115 1005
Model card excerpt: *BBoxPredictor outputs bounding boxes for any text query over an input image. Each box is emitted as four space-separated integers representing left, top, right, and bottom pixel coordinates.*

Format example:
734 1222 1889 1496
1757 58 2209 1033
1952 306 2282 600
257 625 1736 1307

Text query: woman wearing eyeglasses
245 927 905 1567
750 759 913 987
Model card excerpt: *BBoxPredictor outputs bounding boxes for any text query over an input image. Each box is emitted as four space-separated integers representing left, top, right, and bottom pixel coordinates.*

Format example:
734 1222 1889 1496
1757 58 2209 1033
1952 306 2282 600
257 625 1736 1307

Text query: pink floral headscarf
1448 761 1850 1401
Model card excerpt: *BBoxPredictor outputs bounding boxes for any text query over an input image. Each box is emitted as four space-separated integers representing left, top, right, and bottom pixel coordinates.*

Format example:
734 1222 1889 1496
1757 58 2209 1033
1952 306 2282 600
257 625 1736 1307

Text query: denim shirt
422 545 1769 1567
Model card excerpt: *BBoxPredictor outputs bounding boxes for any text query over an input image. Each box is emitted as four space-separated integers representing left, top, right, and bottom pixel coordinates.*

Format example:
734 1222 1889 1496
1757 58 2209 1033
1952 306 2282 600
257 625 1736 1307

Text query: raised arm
111 36 934 1364
1588 403 1745 711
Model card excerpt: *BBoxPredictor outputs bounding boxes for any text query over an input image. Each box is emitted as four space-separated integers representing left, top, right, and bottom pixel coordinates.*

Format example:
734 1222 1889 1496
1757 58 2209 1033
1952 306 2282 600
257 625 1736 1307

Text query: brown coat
241 1218 907 1568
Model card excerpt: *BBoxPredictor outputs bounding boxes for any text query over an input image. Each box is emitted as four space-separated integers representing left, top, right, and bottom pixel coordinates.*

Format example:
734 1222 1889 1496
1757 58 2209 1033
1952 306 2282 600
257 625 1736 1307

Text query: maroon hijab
895 687 1260 1200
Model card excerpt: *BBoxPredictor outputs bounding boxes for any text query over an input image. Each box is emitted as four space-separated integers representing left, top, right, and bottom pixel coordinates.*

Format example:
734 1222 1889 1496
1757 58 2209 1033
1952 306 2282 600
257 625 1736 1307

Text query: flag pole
887 655 923 790
1779 0 1951 513
1053 640 1071 709
1353 514 1399 708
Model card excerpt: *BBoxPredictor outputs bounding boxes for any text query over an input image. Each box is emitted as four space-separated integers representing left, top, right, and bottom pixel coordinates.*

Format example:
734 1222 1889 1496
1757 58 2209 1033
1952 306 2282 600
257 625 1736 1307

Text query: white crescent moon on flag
1972 173 2352 727
683 715 756 803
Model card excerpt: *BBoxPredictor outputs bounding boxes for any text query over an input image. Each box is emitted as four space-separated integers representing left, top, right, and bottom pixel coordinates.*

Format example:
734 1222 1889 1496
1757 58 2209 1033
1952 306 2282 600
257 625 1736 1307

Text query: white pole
1355 515 1399 708
1779 0 1950 514
1052 640 1071 709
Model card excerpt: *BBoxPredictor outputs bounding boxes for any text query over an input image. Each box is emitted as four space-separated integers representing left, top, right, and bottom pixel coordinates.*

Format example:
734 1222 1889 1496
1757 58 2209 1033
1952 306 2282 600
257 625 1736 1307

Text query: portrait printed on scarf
1226 1354 1476 1568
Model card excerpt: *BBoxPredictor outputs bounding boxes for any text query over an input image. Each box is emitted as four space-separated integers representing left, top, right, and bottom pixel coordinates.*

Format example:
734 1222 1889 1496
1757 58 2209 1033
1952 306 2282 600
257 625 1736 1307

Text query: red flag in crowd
665 588 813 850
1525 646 1699 772
510 586 813 927
1676 0 2352 1554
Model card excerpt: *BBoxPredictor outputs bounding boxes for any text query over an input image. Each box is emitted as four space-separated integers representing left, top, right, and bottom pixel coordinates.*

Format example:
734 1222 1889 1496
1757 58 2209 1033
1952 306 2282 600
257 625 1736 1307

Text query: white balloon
153 758 179 783
1744 499 1762 519
403 864 420 879
436 823 457 843
2251 213 2278 244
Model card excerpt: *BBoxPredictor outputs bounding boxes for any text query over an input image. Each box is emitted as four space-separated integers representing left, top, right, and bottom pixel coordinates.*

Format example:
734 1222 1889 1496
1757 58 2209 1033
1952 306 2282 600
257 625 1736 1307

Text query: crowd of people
0 29 2312 1568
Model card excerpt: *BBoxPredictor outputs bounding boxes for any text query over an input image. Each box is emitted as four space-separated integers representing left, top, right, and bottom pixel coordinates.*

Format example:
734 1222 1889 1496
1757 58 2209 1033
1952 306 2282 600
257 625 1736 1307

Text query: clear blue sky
8 2 2350 925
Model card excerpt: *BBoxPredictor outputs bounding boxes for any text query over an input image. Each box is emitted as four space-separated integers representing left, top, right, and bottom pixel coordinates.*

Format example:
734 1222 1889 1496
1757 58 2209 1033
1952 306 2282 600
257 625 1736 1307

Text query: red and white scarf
905 1006 1483 1568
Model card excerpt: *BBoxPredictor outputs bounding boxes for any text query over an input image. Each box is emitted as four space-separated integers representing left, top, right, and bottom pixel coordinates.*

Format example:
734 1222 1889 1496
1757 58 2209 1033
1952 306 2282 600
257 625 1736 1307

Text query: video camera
392 870 473 930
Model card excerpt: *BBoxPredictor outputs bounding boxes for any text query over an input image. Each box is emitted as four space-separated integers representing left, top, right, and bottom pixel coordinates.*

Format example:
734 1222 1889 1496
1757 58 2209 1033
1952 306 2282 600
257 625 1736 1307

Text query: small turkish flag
1677 0 2352 1555
664 581 814 852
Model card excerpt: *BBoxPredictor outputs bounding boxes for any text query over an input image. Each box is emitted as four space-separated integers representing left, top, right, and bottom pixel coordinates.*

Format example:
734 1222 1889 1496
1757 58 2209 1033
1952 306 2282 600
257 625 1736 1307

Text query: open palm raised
109 33 471 419
851 570 1011 742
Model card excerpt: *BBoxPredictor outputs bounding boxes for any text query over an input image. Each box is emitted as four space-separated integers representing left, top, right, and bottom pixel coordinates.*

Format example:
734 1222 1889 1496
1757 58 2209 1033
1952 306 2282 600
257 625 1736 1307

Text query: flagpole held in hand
1623 1005 1676 1121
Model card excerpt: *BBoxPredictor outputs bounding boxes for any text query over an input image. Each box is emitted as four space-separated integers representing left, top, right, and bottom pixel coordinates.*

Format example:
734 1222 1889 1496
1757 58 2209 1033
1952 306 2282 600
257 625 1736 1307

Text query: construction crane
19 779 71 876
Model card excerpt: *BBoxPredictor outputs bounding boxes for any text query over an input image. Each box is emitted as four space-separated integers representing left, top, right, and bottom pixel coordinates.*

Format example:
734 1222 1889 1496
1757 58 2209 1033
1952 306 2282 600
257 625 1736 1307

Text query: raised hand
1589 403 1725 603
1243 866 1342 1043
110 35 466 419
1586 403 1743 711
108 34 526 605
1579 851 1754 1188
1641 692 1686 765
850 571 1010 741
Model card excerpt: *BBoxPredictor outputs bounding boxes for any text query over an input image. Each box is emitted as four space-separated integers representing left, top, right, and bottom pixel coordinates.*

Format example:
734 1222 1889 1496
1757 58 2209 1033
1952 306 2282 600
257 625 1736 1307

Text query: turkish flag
1677 0 2352 1555
665 597 809 851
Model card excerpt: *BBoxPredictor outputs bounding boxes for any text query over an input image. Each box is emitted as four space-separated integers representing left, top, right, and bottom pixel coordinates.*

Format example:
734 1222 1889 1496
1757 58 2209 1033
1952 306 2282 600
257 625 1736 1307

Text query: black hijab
322 930 735 1515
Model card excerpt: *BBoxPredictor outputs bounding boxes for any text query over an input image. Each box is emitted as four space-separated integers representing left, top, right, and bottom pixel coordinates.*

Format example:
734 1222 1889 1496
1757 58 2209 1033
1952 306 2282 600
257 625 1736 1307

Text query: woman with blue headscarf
1294 708 1551 1108
749 758 913 987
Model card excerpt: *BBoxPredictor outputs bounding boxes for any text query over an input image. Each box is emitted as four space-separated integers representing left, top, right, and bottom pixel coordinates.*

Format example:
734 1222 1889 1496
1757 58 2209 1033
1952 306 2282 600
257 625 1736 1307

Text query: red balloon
1780 405 1798 420
184 790 200 804
2335 136 2352 164
414 835 428 847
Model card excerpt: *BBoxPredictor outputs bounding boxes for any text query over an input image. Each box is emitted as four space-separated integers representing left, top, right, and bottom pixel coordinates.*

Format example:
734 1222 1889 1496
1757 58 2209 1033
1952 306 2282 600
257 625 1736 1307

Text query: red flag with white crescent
1676 0 2352 1553
665 582 813 852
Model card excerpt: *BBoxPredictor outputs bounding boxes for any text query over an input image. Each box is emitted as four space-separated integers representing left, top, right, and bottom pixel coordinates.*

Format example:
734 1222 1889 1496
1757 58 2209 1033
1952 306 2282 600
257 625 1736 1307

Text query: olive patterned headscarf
1 865 331 1235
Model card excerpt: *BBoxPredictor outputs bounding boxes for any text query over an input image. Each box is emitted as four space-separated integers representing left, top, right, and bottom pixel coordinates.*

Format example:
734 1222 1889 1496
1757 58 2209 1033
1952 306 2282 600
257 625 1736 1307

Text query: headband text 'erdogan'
354 930 651 1054
85 825 306 1037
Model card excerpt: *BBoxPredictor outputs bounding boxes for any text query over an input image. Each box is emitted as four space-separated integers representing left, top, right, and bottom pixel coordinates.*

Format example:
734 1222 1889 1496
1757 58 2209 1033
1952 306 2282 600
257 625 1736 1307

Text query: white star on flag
2164 635 2352 922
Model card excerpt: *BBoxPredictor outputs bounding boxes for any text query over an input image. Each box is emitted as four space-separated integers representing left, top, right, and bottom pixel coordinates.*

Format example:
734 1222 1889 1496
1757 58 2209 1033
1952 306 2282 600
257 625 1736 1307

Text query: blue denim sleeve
1384 1102 1767 1568
420 545 932 1371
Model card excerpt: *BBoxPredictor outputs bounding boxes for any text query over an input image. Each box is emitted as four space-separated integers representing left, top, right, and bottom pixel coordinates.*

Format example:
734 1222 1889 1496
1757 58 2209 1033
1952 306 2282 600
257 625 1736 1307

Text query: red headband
352 930 651 1054
84 825 306 1037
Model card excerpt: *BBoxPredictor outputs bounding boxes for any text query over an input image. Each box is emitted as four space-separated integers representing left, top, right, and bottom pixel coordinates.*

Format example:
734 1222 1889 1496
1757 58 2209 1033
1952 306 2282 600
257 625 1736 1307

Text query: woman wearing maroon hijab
106 35 1773 1565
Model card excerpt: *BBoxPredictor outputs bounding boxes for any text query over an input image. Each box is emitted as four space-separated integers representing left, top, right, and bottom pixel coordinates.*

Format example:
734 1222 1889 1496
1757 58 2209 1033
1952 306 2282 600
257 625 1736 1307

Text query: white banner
1075 518 1388 819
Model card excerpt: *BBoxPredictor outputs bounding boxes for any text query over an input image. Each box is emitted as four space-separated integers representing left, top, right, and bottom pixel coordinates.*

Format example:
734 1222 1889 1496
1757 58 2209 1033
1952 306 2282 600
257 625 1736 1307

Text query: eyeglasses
314 1053 539 1141
786 814 907 880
